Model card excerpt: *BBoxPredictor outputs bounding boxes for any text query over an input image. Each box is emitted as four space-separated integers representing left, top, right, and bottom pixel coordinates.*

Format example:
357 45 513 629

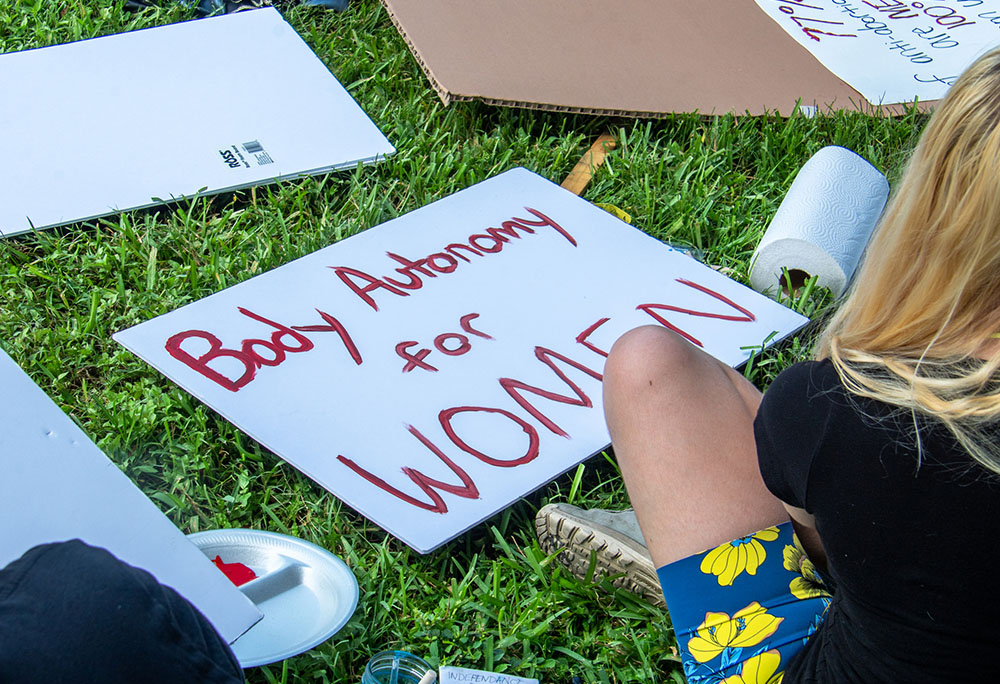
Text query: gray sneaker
535 503 665 607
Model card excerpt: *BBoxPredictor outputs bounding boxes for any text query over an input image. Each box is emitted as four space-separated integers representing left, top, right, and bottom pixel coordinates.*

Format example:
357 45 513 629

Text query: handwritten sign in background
755 0 1000 104
115 169 807 553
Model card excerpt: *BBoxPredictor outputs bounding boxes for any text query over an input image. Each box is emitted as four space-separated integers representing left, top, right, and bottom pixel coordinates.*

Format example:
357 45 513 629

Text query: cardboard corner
379 0 452 106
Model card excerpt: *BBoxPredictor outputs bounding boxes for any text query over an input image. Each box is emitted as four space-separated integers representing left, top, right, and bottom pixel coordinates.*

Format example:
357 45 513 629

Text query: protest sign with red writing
114 169 807 553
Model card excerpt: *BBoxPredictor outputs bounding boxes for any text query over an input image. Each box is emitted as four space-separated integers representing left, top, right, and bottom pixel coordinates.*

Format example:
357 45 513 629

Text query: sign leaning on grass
115 169 807 553
754 0 1000 105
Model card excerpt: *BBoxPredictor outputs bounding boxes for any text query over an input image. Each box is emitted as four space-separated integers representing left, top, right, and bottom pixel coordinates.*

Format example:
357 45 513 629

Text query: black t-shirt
755 359 1000 683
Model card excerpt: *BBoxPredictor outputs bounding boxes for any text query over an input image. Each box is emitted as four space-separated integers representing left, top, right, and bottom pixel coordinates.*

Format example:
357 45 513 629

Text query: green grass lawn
0 2 928 682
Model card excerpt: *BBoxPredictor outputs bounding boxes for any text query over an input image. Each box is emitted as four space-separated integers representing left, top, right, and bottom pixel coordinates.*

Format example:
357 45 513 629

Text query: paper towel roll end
749 146 888 299
750 237 849 297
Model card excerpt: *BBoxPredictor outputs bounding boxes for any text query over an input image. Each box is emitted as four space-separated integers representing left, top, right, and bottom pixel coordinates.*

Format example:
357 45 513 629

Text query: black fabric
755 359 1000 683
0 540 244 684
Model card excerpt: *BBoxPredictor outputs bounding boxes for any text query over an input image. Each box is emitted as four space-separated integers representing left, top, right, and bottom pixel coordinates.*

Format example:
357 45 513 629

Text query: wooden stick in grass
561 133 616 196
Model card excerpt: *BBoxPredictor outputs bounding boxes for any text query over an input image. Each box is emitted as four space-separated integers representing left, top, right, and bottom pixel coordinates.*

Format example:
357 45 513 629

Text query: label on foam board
439 666 539 684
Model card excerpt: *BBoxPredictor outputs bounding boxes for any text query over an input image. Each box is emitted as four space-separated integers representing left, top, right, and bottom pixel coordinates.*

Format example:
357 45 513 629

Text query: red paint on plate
212 555 257 586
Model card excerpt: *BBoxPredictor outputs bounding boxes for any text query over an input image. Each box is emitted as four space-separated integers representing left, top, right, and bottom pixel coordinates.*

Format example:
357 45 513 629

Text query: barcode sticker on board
244 140 274 166
216 139 274 168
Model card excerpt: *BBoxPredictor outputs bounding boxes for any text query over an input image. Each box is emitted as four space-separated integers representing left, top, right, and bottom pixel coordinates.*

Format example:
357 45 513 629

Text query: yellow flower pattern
721 650 784 684
687 602 785 663
782 537 831 601
673 524 828 683
700 526 781 586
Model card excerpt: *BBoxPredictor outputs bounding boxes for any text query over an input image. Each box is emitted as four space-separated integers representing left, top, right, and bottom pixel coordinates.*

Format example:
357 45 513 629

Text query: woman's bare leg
603 325 787 568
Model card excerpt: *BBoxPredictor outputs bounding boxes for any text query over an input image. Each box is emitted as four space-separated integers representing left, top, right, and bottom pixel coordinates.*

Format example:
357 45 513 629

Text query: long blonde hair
815 47 1000 475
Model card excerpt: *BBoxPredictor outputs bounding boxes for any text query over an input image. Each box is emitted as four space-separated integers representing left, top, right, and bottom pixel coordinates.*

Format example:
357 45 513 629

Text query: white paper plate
188 528 359 668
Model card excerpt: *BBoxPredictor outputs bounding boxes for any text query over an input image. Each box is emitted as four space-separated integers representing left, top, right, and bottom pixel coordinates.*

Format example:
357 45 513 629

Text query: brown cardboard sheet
381 0 932 117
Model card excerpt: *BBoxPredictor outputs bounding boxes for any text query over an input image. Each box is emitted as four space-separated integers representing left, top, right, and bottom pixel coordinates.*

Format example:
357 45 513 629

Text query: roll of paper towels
749 146 889 297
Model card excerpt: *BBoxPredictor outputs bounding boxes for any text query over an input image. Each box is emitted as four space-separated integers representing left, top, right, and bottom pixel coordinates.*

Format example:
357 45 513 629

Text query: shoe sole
535 505 665 607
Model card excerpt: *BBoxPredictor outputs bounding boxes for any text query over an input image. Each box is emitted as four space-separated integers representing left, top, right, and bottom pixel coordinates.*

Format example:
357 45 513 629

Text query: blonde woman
539 48 1000 682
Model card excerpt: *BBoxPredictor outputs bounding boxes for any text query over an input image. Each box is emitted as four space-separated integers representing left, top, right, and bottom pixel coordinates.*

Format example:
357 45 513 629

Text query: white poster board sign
754 0 1000 104
115 169 808 553
0 350 262 643
0 8 394 236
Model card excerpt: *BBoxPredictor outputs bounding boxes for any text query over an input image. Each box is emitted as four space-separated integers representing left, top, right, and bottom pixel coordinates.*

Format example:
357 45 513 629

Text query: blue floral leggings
657 522 832 684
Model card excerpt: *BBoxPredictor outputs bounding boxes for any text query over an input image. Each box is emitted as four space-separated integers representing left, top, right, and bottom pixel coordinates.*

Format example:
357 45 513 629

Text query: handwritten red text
332 208 576 311
165 308 362 392
771 0 857 40
396 313 493 373
337 278 762 514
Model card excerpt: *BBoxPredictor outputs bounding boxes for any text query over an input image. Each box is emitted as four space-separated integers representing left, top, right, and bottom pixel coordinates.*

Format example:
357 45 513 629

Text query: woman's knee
604 325 761 428
604 325 701 395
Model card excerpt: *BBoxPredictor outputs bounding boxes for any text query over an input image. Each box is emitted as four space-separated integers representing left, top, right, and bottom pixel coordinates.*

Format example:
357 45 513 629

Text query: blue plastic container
361 651 434 684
